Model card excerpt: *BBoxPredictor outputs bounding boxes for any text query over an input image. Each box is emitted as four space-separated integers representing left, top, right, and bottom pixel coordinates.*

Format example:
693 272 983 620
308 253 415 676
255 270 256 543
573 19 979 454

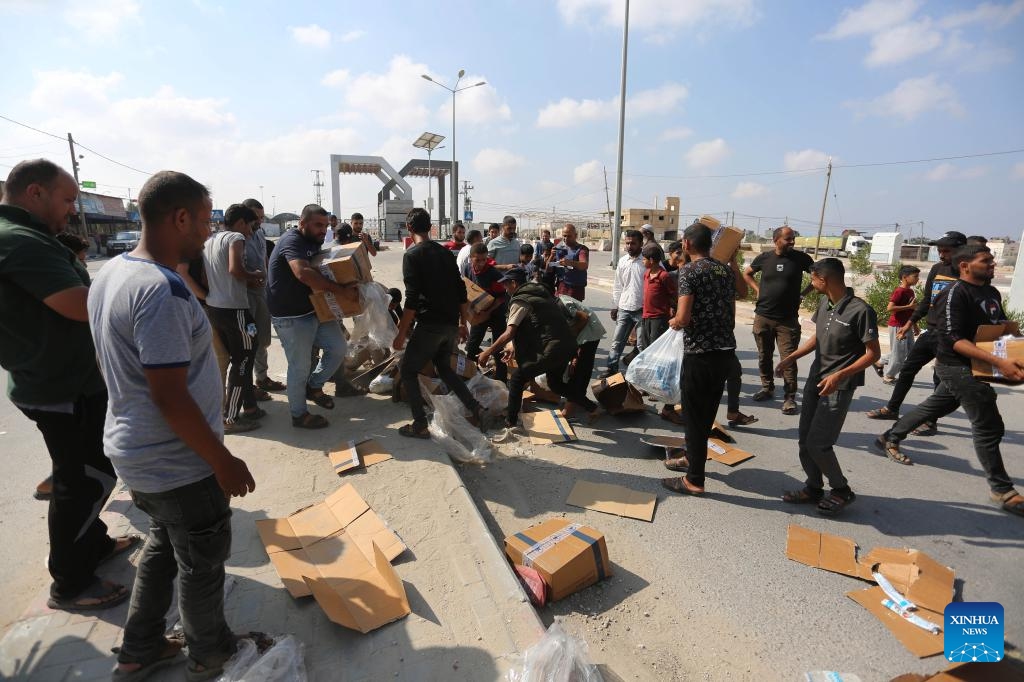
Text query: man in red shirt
445 221 466 252
639 242 681 424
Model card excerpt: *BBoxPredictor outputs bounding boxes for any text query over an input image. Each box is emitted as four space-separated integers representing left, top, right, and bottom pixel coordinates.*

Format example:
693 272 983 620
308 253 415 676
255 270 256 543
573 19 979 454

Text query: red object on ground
513 564 548 607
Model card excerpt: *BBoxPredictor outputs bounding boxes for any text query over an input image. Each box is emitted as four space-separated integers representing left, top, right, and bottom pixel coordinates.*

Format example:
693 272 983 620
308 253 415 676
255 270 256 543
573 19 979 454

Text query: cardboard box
522 409 577 445
318 242 373 284
710 225 744 262
463 277 496 325
329 438 393 476
310 287 362 321
255 483 409 633
504 518 611 601
566 480 656 522
591 374 647 415
971 323 1024 384
419 352 477 380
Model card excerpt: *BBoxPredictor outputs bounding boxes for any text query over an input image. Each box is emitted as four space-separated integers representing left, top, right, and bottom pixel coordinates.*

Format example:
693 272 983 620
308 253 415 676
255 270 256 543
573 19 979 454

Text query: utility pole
311 170 324 206
611 0 630 267
603 166 613 232
67 133 89 237
812 157 833 258
460 180 474 221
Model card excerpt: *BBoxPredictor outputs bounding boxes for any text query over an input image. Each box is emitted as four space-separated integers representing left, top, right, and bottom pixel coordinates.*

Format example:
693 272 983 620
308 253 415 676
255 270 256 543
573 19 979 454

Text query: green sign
80 181 96 189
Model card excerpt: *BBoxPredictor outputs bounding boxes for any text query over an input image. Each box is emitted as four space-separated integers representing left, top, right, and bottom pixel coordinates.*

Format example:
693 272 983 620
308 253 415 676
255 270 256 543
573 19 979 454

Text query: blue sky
1 0 1022 238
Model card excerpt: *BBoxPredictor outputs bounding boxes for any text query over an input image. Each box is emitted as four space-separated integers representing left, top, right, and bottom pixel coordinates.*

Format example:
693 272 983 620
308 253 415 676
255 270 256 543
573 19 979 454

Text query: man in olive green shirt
0 159 130 611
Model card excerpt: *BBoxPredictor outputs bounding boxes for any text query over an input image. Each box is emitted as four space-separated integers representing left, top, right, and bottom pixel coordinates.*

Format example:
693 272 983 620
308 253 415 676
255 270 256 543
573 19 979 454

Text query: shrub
801 272 823 313
849 245 873 276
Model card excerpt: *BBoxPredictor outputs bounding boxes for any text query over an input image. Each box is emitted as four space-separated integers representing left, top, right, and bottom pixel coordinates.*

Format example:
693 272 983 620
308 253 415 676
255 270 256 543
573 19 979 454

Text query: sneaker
751 388 775 402
224 419 260 434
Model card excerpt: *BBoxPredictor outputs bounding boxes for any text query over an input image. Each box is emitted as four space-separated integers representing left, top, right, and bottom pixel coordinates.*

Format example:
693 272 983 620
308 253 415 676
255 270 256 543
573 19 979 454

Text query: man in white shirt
323 214 337 245
604 229 645 377
457 228 482 276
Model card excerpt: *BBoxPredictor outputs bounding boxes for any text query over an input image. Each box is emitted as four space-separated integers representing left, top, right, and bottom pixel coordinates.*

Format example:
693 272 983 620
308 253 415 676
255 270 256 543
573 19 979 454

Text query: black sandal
292 412 328 429
874 435 912 465
305 387 335 409
398 423 431 439
727 412 758 427
47 579 129 612
782 488 824 504
866 406 898 420
818 490 856 516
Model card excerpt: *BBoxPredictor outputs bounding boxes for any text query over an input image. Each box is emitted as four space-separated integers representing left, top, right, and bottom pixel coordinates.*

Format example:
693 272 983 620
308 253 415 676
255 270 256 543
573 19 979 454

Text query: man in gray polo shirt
241 198 285 398
776 258 879 517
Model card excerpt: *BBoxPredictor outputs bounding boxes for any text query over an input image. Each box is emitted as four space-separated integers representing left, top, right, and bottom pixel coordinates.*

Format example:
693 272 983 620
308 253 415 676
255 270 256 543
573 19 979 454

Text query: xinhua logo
944 602 1004 663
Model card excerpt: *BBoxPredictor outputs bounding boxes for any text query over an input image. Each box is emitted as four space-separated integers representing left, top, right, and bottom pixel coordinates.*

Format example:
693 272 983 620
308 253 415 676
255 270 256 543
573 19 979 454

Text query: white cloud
941 31 1014 71
29 69 125 112
473 148 526 174
438 78 512 125
573 159 603 185
865 20 943 67
731 181 768 199
557 0 757 32
1013 162 1024 180
783 149 830 171
320 69 350 87
819 0 920 39
236 128 360 166
63 0 141 40
343 55 435 129
848 75 964 121
660 126 694 141
539 180 568 194
940 0 1024 29
536 82 687 128
685 138 730 169
925 163 989 181
340 29 365 42
289 24 331 48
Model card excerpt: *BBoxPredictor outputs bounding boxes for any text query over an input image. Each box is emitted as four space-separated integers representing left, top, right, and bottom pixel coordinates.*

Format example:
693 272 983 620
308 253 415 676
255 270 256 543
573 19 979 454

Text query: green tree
849 245 873 275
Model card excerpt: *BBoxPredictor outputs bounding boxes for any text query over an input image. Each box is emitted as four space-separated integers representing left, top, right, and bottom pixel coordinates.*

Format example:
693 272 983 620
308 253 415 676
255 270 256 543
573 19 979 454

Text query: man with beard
487 215 523 266
876 246 1024 517
549 223 589 301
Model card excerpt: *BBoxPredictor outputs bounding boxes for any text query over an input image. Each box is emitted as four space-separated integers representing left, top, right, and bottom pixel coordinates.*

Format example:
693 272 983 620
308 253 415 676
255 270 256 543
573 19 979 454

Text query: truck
794 234 870 257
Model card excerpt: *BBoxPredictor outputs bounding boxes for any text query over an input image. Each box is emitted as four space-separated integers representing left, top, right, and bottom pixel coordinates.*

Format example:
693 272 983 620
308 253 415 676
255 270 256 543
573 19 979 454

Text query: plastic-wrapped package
506 623 603 682
217 634 308 682
466 373 509 415
368 373 395 395
428 393 493 464
624 328 684 404
351 283 398 349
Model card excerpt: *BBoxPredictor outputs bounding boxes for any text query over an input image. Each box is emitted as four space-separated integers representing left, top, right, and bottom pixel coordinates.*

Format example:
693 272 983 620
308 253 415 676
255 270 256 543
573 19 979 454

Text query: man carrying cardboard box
393 207 485 438
876 246 1024 517
267 204 356 429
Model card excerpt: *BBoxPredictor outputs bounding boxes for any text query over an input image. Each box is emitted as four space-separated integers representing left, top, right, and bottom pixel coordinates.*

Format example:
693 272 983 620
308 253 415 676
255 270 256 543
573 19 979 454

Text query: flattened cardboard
329 438 393 475
590 373 647 415
566 480 656 522
785 524 860 578
504 518 612 601
847 586 944 658
522 410 577 445
706 438 754 466
710 226 744 262
303 542 410 633
256 483 406 602
310 287 362 321
420 352 478 379
857 547 955 614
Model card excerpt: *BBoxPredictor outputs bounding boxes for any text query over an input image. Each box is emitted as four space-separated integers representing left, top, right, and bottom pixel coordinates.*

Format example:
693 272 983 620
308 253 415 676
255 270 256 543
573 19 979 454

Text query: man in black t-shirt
744 226 814 415
878 246 1024 517
777 258 879 517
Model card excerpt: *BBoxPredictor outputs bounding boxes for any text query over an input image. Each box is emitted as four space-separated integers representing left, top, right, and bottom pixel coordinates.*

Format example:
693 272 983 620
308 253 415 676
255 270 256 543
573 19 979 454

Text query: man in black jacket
866 230 968 435
478 267 581 441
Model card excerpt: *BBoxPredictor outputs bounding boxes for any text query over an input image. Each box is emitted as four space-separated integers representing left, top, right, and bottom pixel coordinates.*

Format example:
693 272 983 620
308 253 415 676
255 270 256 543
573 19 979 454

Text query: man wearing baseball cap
866 230 968 433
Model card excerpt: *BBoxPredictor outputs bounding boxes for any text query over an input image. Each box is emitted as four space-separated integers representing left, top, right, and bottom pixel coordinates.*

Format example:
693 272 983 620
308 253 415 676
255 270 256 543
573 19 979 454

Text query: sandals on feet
663 456 689 472
751 388 775 402
186 632 273 682
47 579 129 612
660 408 686 425
113 638 185 681
727 412 758 427
305 387 334 409
911 421 938 437
100 534 143 565
992 490 1024 517
256 377 286 391
817 490 856 516
782 488 824 504
874 435 912 465
661 476 705 496
398 423 430 439
781 396 799 415
866 406 898 420
291 412 328 429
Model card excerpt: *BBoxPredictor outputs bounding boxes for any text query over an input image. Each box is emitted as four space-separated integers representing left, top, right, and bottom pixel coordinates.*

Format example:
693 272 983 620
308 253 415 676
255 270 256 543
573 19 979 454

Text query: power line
0 114 66 141
0 113 152 175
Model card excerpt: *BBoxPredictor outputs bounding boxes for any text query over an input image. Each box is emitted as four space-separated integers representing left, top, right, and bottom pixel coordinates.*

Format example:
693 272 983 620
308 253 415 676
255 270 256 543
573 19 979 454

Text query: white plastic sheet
428 393 493 464
624 328 684 403
217 635 308 682
506 623 603 682
347 283 398 359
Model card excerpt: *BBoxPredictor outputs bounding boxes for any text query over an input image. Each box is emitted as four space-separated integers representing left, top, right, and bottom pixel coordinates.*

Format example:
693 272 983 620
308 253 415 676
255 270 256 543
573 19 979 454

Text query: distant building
989 239 1018 265
0 180 132 238
619 196 680 241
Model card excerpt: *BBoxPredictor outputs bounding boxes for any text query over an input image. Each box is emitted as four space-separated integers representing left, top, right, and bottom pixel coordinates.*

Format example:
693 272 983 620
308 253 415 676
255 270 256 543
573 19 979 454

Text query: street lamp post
413 132 446 223
422 71 486 228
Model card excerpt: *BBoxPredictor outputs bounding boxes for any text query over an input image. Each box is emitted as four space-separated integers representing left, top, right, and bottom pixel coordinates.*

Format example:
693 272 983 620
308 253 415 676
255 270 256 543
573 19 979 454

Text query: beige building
618 196 681 241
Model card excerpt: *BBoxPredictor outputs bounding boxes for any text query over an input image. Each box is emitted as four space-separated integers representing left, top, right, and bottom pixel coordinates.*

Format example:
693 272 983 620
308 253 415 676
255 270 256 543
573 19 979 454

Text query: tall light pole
272 195 276 216
259 185 264 204
611 0 630 267
413 132 446 222
422 70 486 228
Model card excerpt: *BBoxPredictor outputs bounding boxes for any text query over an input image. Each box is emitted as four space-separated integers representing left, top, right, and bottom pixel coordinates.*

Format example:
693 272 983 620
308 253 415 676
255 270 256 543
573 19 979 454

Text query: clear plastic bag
428 393 493 464
347 283 398 357
217 634 308 682
466 373 509 415
506 622 603 682
624 327 684 403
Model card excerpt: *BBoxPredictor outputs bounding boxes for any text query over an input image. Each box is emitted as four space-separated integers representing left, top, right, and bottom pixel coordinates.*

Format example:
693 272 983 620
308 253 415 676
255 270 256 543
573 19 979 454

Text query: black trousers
680 350 732 488
566 340 600 411
507 344 576 427
400 323 478 427
466 309 508 382
207 307 258 421
19 391 117 599
884 329 939 414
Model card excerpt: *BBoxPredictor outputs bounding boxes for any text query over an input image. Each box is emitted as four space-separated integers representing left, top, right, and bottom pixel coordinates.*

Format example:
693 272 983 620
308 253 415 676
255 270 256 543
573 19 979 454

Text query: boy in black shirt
878 246 1024 517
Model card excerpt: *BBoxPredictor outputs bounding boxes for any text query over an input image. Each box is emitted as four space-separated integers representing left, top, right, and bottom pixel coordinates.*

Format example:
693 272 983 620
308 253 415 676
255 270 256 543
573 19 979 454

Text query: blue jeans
272 313 347 417
607 308 642 372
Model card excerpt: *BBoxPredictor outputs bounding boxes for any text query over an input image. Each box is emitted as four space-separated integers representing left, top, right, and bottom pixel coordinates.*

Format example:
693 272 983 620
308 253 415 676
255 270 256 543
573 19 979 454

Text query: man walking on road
242 198 286 399
0 159 131 612
89 170 259 679
267 204 355 429
604 229 645 378
661 222 743 497
393 208 484 438
778 258 879 517
876 246 1024 517
744 225 814 415
865 231 968 435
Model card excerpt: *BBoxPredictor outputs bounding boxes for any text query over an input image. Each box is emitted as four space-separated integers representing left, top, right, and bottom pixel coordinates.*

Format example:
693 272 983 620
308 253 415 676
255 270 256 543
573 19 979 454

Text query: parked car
106 230 141 257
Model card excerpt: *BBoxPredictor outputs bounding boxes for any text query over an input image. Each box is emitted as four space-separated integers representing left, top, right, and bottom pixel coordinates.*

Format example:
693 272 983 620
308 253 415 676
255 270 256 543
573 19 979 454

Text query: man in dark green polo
0 159 131 611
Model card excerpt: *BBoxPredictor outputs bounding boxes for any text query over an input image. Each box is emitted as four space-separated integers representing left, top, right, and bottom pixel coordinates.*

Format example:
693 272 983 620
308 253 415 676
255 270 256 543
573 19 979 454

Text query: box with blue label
971 323 1023 385
504 518 611 601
